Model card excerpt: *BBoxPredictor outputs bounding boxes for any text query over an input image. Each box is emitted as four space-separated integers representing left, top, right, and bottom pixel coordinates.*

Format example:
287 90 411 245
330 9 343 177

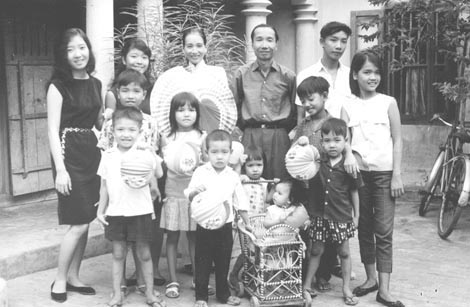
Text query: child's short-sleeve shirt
293 112 332 151
312 155 363 223
97 147 156 216
342 94 394 171
185 163 249 223
97 112 159 151
265 204 309 229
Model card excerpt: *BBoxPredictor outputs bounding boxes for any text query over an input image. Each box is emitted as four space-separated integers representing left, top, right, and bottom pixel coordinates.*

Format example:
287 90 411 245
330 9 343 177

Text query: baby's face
272 183 291 208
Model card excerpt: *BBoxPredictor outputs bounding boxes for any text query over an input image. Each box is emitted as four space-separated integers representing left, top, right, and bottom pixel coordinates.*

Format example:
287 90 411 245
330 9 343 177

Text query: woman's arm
47 84 71 196
388 99 405 198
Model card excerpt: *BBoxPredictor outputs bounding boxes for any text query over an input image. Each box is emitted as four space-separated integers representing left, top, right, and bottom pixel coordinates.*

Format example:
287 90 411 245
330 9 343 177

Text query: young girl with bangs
341 50 405 307
160 92 207 299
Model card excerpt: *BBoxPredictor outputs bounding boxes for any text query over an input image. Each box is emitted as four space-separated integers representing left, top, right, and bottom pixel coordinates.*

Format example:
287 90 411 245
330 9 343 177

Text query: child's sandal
165 282 180 298
226 296 241 306
194 300 208 307
147 298 166 307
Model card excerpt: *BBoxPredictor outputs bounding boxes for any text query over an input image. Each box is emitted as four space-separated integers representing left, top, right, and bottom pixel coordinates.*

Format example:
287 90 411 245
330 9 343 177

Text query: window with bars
352 9 458 124
383 10 458 123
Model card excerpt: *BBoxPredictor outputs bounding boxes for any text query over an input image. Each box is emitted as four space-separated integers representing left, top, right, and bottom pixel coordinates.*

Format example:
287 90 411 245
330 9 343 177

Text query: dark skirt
53 128 101 225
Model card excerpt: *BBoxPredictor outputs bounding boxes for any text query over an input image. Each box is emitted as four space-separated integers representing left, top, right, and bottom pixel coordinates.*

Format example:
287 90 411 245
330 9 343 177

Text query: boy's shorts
105 214 153 242
308 216 355 244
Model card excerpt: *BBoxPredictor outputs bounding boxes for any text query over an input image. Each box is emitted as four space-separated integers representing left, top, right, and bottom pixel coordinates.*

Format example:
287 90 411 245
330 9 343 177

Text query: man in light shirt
296 21 352 124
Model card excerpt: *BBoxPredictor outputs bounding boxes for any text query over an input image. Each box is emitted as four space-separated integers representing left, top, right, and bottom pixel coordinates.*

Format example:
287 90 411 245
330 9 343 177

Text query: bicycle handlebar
430 113 453 127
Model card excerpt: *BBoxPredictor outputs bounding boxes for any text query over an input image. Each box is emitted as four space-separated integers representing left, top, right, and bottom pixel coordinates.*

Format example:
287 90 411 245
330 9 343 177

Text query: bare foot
108 292 123 307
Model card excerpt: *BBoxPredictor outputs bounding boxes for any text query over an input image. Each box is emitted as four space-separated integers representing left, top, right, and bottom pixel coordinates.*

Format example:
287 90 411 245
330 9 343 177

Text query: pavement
2 192 470 307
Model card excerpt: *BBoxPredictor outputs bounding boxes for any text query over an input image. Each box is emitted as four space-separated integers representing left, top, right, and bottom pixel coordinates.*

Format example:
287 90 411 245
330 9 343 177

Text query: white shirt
342 94 395 171
97 147 156 216
296 60 351 118
184 162 249 223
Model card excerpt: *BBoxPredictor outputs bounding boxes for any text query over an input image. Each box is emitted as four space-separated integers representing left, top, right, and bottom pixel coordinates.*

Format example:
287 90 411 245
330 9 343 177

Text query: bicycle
429 115 470 238
418 114 465 216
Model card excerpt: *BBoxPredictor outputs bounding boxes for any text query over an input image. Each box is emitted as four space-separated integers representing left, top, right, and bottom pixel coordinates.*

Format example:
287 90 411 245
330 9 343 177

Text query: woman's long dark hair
50 28 95 84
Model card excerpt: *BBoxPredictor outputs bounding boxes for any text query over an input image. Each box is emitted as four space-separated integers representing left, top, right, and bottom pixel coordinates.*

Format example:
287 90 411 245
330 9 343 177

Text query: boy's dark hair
112 106 143 128
321 118 348 138
297 76 330 101
116 69 149 91
251 24 279 42
320 21 352 39
206 129 232 149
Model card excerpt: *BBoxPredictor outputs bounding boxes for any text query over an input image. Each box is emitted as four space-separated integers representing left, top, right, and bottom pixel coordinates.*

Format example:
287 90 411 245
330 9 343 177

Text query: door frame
0 12 11 198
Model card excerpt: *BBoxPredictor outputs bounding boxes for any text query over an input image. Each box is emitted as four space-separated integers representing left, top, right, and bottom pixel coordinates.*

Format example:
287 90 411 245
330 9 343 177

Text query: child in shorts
97 107 165 307
302 118 362 306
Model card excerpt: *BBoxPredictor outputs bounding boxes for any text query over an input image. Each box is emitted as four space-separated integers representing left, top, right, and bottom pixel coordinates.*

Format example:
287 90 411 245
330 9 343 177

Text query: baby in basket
262 180 309 269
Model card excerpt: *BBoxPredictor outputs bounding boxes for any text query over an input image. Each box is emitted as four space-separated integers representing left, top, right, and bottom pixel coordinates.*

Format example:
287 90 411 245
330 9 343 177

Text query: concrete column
241 0 272 62
137 0 164 78
86 0 114 96
291 0 318 73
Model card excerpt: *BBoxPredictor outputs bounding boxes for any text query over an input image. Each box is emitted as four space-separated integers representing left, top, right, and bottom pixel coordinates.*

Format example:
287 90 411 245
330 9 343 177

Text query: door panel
8 63 54 195
2 12 58 195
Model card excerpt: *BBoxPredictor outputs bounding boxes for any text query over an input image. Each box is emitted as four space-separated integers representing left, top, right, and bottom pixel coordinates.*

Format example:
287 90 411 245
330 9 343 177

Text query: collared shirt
97 147 156 217
292 111 332 151
184 163 249 223
231 60 297 128
97 112 159 152
311 155 363 223
295 60 351 118
342 94 395 171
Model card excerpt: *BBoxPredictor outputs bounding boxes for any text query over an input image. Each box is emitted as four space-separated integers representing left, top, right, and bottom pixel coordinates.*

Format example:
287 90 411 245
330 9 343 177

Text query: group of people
46 19 405 307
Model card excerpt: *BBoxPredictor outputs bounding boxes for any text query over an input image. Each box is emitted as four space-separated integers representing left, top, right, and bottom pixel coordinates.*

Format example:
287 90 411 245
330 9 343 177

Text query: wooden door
2 12 58 195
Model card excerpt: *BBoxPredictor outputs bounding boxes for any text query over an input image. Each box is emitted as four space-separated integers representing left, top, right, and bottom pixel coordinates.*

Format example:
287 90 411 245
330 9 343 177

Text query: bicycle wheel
419 151 445 216
438 157 465 238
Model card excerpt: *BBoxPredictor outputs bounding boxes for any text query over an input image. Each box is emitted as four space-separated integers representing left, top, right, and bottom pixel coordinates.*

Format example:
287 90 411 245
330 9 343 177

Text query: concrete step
0 200 112 280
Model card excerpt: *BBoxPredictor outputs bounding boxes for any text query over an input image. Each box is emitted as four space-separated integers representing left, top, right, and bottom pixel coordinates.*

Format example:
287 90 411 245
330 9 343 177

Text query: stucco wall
316 0 377 66
401 125 451 189
229 0 379 73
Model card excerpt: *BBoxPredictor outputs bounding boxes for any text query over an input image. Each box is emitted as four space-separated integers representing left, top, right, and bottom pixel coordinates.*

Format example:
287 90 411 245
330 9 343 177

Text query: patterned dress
160 130 205 231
